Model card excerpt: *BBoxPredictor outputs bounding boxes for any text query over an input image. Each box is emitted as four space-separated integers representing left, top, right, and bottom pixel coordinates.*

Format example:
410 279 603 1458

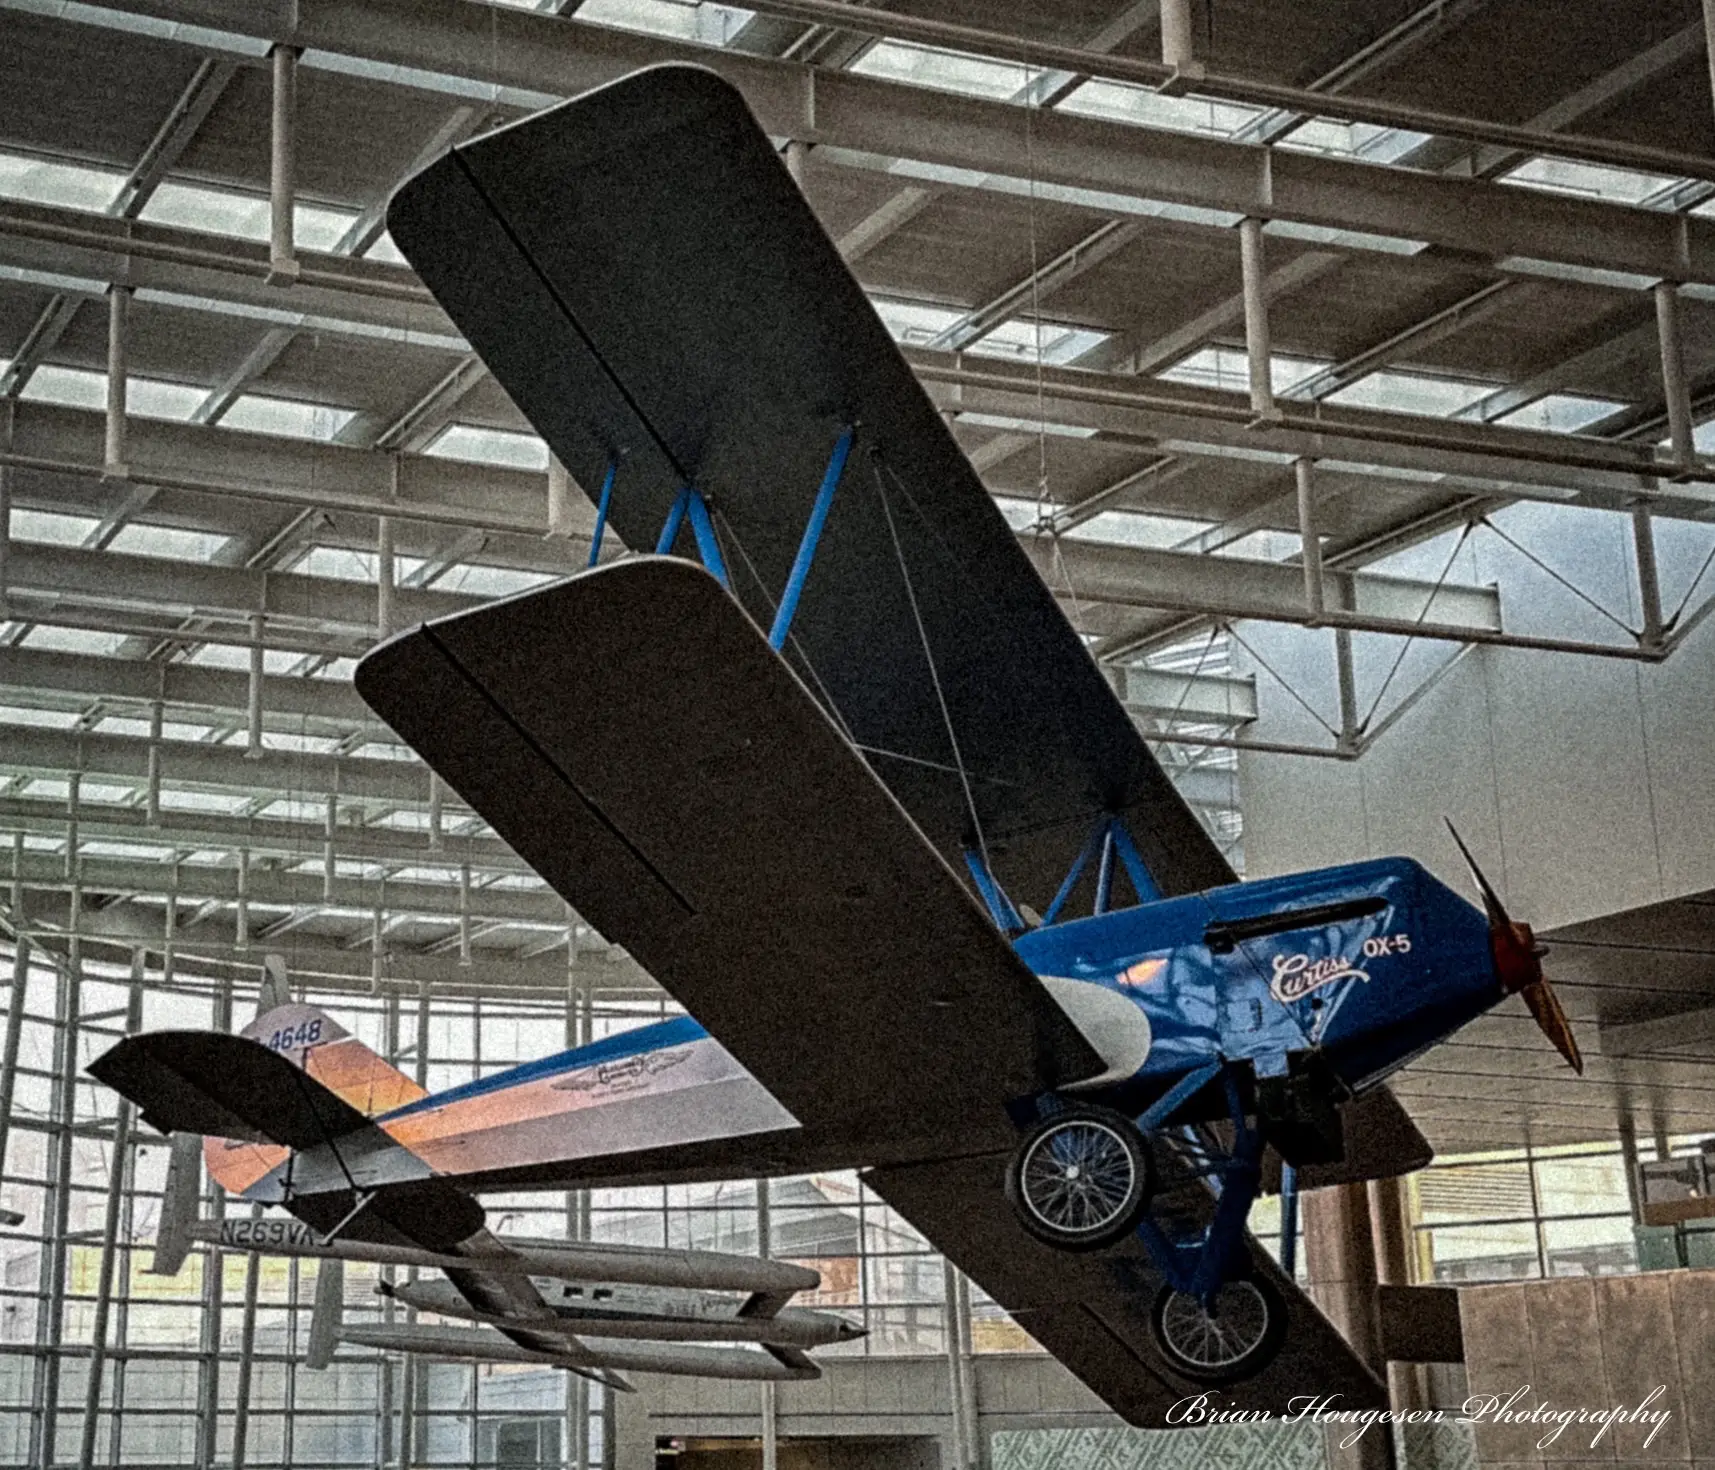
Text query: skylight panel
255 797 328 823
1159 347 1331 396
1276 118 1431 165
22 625 128 656
370 809 433 831
22 777 134 804
1494 395 1627 434
0 704 79 730
851 41 1032 102
81 840 173 861
107 524 234 561
21 365 204 421
308 657 359 682
870 297 965 349
1063 511 1213 549
258 731 343 755
0 150 125 212
10 509 100 545
289 547 428 583
1500 156 1686 207
218 394 356 442
957 412 1096 439
140 182 356 252
157 787 251 814
1210 529 1305 561
184 643 305 675
1059 81 1263 139
423 424 551 471
390 865 461 885
353 740 416 762
1325 370 1495 418
574 0 755 45
429 564 556 597
363 232 408 265
966 319 1110 367
990 497 1046 531
96 715 217 742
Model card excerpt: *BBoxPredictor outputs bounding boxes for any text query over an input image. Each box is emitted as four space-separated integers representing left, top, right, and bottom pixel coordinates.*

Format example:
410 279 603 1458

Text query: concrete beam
40 0 1715 284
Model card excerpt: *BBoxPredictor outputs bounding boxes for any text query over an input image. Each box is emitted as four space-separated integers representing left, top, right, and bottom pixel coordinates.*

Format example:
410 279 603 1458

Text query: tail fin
241 998 427 1119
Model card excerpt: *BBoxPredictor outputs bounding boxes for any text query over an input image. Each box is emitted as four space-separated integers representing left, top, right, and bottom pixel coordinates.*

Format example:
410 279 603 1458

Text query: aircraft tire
1005 1106 1154 1252
1150 1273 1286 1384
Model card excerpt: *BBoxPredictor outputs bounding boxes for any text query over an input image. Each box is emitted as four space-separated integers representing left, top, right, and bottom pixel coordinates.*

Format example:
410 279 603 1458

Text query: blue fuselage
1012 856 1500 1106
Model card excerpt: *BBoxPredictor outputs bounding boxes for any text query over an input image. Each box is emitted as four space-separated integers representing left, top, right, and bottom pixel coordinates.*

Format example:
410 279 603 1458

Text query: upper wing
866 1149 1385 1424
385 63 1233 913
356 557 1103 1157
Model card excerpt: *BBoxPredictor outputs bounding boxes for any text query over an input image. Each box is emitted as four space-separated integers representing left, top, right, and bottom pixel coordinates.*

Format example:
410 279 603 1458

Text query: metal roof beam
36 0 1715 284
0 797 524 872
0 645 374 725
4 400 579 539
910 351 1715 519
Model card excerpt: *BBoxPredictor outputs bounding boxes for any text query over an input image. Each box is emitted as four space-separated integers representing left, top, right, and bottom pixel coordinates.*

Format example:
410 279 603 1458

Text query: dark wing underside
385 63 1233 912
866 1150 1385 1425
357 558 1103 1157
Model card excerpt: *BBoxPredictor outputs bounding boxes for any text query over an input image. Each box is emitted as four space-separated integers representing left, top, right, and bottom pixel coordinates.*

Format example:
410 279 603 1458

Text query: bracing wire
1359 520 1475 732
870 455 993 870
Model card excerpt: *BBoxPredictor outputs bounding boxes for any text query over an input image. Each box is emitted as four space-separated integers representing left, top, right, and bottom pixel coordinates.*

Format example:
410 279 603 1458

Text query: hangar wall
1233 502 1715 928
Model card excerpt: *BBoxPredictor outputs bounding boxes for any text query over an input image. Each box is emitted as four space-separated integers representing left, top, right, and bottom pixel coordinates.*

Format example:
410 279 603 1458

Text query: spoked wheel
1151 1274 1285 1383
1005 1107 1153 1251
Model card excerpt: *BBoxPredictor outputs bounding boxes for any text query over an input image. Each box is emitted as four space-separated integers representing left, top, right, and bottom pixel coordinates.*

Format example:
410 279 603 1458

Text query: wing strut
769 425 855 650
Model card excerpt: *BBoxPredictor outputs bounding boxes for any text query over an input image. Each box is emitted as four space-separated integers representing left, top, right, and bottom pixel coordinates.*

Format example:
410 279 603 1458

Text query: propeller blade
1521 976 1583 1075
1443 818 1511 929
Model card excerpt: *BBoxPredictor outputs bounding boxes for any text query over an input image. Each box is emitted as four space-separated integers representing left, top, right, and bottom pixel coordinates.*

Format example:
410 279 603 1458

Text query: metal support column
377 509 397 640
0 932 27 1183
78 976 141 1470
1239 218 1276 419
0 402 12 609
145 697 163 825
1656 280 1696 467
1160 0 1196 69
757 1176 778 1470
35 937 81 1470
1296 457 1325 623
547 455 573 539
1334 628 1361 754
942 1259 970 1470
104 285 131 478
246 612 265 757
1633 502 1666 649
268 46 299 285
1618 1115 1643 1221
1703 0 1715 131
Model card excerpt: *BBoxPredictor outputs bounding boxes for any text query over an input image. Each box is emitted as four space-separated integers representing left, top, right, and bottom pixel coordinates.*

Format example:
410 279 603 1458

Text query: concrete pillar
1303 1183 1393 1470
1369 1176 1427 1412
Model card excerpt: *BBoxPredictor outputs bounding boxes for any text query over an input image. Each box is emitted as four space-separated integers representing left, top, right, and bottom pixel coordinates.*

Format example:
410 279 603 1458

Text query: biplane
91 64 1582 1421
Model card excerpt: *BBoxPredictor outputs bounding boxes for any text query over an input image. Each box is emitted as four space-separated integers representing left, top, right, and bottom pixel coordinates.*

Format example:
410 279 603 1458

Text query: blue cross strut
586 459 617 569
769 426 855 651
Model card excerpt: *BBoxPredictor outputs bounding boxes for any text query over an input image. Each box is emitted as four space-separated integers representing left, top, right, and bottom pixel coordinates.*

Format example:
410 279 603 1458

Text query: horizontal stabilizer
89 1031 372 1148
